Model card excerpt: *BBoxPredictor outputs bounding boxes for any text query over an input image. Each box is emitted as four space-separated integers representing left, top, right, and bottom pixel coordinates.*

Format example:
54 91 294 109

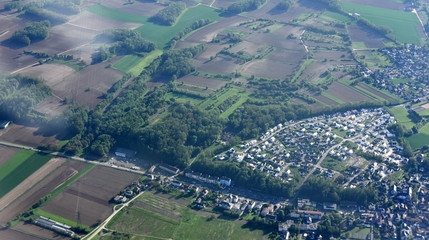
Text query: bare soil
41 166 140 227
68 11 142 32
0 145 19 167
0 229 43 240
178 75 227 90
0 124 63 147
326 82 372 102
347 24 387 49
33 96 69 118
357 83 397 102
20 64 76 87
0 158 66 212
100 0 166 17
197 56 239 75
241 58 296 79
0 160 88 226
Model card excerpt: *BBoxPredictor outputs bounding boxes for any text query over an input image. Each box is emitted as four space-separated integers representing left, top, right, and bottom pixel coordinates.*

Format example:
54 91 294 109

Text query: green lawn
87 4 221 48
341 2 423 45
112 50 163 76
388 106 414 129
407 122 429 150
108 195 266 240
321 156 348 172
0 150 51 198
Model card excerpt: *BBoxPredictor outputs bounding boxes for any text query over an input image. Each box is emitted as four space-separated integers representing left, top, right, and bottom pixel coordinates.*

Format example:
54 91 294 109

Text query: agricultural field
87 4 221 48
388 106 415 130
407 122 429 150
40 166 140 227
341 1 424 45
0 160 89 226
112 50 163 76
106 191 267 240
0 150 51 198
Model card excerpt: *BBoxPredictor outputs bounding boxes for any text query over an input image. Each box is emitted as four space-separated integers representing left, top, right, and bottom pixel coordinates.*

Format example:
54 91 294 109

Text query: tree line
224 0 266 14
150 2 186 26
10 21 50 46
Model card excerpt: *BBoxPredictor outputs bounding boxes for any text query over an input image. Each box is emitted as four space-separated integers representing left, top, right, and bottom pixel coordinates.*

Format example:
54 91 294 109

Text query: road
83 190 146 240
0 140 146 175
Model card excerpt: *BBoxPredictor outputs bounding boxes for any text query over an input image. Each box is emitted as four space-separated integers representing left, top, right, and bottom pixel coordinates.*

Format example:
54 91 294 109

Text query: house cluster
185 170 232 187
366 46 429 100
34 216 75 237
111 179 148 204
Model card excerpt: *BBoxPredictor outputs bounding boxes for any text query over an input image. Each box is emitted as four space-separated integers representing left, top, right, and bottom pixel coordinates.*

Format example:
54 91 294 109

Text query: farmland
112 50 163 76
87 4 221 48
106 191 266 240
388 106 415 130
0 150 51 198
407 122 429 150
40 166 140 226
341 1 424 45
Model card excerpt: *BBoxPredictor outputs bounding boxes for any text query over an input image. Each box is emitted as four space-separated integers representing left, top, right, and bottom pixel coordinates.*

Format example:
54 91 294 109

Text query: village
103 108 429 239
365 45 429 100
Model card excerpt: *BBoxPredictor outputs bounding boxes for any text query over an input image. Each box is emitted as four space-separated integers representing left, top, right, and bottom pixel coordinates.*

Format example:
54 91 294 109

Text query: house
290 210 323 220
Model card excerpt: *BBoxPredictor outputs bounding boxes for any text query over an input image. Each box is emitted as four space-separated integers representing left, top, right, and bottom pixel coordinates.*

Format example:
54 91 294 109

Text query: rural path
83 190 146 240
412 9 428 38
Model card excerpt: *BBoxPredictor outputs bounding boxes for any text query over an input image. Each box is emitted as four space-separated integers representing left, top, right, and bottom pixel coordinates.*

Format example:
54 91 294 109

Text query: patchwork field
0 160 88 226
407 123 429 150
87 4 221 48
341 1 424 45
106 191 266 240
0 150 51 198
40 166 140 226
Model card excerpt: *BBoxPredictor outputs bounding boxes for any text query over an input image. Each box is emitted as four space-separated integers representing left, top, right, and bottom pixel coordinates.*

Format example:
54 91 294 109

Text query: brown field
247 0 322 22
68 11 142 32
266 49 307 63
41 166 140 227
180 15 247 44
229 41 265 54
64 44 99 64
342 0 405 10
20 64 76 87
0 229 43 240
357 83 397 102
313 50 354 63
213 0 240 9
298 62 330 83
177 85 214 94
326 82 372 102
33 96 69 118
348 24 386 49
0 124 62 147
245 32 303 50
0 160 88 226
197 56 239 75
52 61 124 108
179 75 227 90
13 222 71 240
242 59 296 79
0 158 66 213
99 0 166 17
25 24 99 55
0 145 19 167
193 43 227 63
313 94 339 106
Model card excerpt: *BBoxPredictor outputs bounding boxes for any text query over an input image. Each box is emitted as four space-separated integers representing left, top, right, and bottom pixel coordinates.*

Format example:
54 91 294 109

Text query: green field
112 50 163 76
107 192 266 240
407 122 429 150
321 156 348 172
341 2 423 45
388 106 414 129
0 150 51 198
87 4 221 48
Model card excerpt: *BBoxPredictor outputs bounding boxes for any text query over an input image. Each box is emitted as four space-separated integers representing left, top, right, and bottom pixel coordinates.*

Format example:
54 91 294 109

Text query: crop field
0 146 19 168
41 166 140 226
388 106 415 130
341 2 423 45
107 191 266 240
407 123 429 150
0 150 51 198
347 23 390 49
12 222 71 240
0 160 88 226
179 75 228 90
0 229 43 240
198 87 249 118
87 4 221 48
324 82 372 103
53 61 124 108
112 51 164 76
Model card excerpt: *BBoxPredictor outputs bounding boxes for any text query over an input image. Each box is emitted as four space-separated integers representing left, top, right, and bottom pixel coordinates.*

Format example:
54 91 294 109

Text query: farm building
34 216 75 237
115 147 137 158
159 163 180 174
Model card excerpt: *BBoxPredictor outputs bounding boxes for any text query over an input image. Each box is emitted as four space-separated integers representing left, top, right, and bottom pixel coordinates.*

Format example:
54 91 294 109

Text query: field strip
0 158 65 212
65 22 100 32
412 9 428 38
